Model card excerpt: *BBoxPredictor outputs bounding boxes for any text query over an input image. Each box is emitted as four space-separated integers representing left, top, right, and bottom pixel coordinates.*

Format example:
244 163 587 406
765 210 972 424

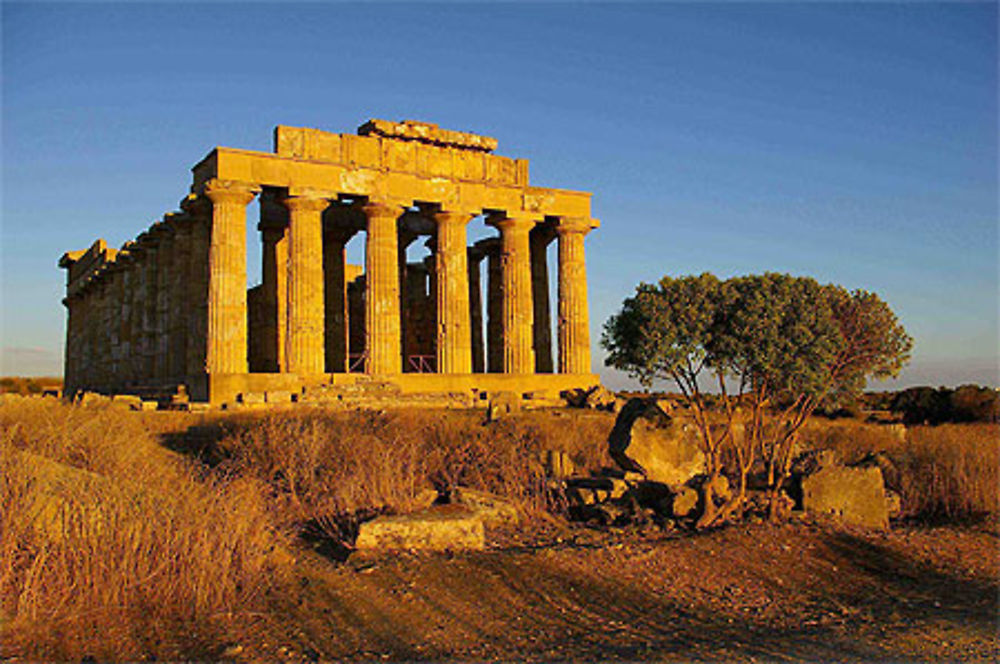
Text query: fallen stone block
451 487 519 527
487 391 521 421
111 394 142 410
608 398 705 485
802 465 889 529
354 505 485 551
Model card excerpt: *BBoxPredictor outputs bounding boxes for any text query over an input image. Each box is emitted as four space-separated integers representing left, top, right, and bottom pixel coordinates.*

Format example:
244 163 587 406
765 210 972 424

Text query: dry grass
0 398 287 661
800 418 999 520
210 408 614 538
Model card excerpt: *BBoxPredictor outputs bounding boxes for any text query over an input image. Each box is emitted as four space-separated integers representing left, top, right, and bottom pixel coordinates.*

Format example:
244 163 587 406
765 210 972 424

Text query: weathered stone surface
670 486 699 518
355 505 485 551
542 449 576 479
802 465 889 529
59 120 599 406
608 398 705 486
488 391 522 421
451 487 519 527
582 385 617 410
110 394 142 409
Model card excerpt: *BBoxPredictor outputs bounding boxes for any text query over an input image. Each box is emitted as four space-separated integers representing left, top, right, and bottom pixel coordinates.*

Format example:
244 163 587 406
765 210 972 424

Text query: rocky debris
563 385 618 410
608 398 705 485
450 487 519 527
801 464 889 529
487 391 522 421
885 490 903 519
76 391 111 407
110 394 143 410
355 504 486 551
669 486 699 518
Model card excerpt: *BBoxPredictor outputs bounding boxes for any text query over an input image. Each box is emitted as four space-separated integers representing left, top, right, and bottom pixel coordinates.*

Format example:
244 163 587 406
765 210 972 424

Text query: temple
59 120 600 405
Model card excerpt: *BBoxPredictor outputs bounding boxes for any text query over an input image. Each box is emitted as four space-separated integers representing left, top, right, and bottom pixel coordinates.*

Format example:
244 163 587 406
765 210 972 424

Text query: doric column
283 193 329 374
323 223 357 373
204 180 258 375
167 215 192 381
530 225 554 373
258 190 288 373
432 210 473 374
121 251 140 384
153 224 174 382
489 214 536 374
141 238 159 381
467 246 485 373
363 200 404 374
106 265 122 388
556 217 596 374
479 238 503 373
182 195 212 376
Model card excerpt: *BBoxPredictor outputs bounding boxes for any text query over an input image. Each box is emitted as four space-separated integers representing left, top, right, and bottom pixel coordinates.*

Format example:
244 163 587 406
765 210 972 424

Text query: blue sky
2 2 997 389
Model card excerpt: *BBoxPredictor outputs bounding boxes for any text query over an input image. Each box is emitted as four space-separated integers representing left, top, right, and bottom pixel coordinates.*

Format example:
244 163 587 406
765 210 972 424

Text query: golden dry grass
800 418 999 519
209 408 615 538
0 398 287 661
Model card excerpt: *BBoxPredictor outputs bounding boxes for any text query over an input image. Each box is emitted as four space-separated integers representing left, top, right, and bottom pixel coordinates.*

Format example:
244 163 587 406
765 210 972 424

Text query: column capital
323 223 358 244
474 236 502 255
283 193 332 213
180 193 212 219
554 216 599 236
362 199 407 220
467 245 486 264
203 179 259 206
487 212 538 234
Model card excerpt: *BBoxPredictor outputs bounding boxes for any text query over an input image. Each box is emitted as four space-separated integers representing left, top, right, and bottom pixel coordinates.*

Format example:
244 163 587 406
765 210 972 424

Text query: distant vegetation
0 376 62 395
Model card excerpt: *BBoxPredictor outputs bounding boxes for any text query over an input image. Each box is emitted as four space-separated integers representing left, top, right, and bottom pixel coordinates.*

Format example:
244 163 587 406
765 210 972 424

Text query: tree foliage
602 272 912 526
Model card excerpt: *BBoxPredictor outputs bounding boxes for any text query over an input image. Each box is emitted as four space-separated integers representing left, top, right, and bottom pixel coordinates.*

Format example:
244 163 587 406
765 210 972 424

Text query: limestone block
451 487 519 527
354 505 485 551
608 399 705 486
237 392 265 405
669 486 699 518
265 390 295 403
110 394 142 410
137 400 158 411
487 391 521 421
802 465 889 529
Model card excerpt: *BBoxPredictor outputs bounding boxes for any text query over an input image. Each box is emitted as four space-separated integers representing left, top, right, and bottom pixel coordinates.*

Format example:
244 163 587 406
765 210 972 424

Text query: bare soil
230 518 999 662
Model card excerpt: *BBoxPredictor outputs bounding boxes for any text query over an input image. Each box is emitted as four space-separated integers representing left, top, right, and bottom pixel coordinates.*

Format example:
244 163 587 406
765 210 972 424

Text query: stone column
168 216 192 381
530 225 554 373
183 196 212 377
323 224 356 373
432 210 473 374
489 214 536 374
258 191 289 373
204 180 257 375
283 193 329 374
556 217 595 374
480 238 503 373
141 238 159 382
105 269 122 389
363 200 404 375
467 246 485 373
62 293 80 396
154 225 174 382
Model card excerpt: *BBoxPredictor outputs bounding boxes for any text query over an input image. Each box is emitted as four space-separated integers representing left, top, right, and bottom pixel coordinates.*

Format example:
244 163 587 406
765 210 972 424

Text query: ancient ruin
59 120 600 404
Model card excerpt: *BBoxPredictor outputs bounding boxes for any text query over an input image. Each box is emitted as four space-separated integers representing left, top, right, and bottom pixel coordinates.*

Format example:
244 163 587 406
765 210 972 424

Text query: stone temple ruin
59 120 600 405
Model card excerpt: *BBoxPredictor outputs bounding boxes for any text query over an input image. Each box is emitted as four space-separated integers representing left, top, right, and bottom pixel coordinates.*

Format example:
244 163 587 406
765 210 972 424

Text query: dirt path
233 520 998 662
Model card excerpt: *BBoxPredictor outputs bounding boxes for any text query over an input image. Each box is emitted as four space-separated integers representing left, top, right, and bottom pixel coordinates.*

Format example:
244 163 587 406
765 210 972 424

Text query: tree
603 272 912 526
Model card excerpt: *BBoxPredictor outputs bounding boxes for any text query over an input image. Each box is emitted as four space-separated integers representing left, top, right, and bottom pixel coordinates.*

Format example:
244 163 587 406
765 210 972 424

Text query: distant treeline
863 385 999 424
0 377 62 395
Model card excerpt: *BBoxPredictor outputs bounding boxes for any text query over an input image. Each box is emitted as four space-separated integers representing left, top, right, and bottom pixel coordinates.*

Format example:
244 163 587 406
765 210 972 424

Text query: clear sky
2 2 997 390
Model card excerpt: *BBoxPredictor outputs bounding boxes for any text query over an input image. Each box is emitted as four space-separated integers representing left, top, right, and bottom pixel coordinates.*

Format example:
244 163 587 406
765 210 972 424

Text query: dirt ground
228 517 999 663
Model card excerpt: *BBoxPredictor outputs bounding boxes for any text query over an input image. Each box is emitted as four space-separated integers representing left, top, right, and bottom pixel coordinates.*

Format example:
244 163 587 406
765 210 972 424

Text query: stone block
608 398 705 486
669 486 699 518
451 487 519 527
265 390 294 403
237 392 265 405
542 449 576 479
111 394 142 410
137 400 158 411
487 391 521 421
802 465 889 529
354 505 485 551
